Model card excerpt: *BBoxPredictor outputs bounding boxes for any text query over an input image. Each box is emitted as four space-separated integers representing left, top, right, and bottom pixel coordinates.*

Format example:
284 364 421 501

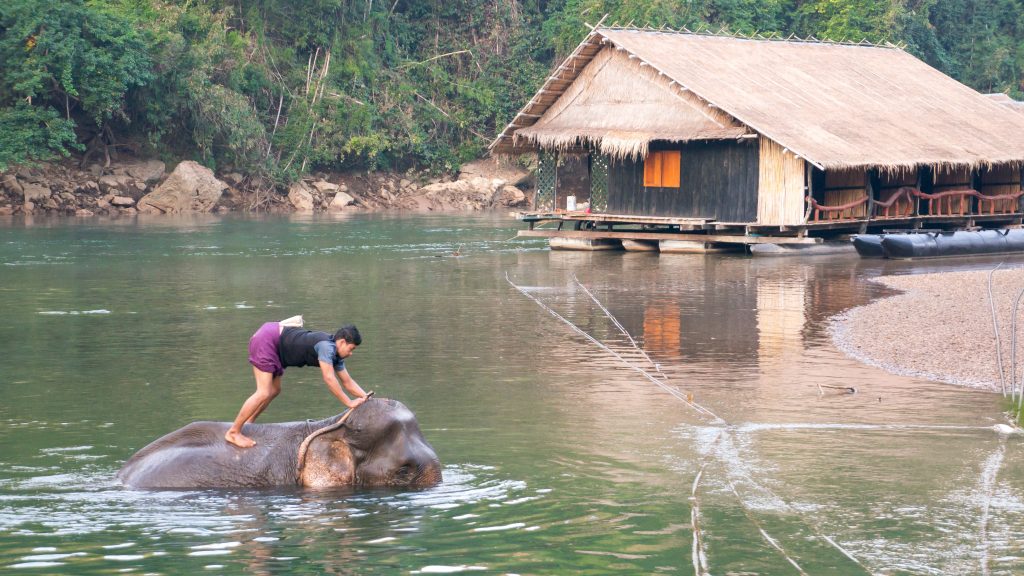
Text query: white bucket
566 195 577 211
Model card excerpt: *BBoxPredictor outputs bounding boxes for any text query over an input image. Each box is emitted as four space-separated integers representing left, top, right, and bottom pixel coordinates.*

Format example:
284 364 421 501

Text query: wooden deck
518 210 1024 245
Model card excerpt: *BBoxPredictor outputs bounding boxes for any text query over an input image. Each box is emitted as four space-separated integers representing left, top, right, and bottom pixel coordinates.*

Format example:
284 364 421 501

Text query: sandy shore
832 267 1024 392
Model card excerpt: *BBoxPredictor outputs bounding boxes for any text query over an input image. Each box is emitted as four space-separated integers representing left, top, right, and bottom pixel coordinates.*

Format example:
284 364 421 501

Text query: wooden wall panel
980 165 1022 213
608 141 758 221
823 168 867 219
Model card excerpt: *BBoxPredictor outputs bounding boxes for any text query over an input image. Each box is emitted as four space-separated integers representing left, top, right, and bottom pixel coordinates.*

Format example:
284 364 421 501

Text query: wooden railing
872 187 915 218
805 194 869 222
806 186 1023 223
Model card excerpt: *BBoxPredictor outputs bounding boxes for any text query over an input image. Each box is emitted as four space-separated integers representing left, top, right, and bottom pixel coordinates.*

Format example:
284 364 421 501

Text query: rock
125 160 165 183
0 206 14 216
110 196 135 207
75 208 95 217
43 197 58 210
120 206 138 215
399 179 412 190
87 164 104 177
95 196 111 209
338 183 349 193
328 191 355 211
498 185 528 207
78 181 100 194
1 174 23 196
287 182 315 212
98 174 132 194
459 158 531 187
137 161 227 214
223 172 245 186
311 179 339 194
418 176 503 211
22 182 50 204
23 201 35 213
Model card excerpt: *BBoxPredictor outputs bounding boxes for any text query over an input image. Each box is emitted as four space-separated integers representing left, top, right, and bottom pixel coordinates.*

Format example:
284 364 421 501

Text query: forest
0 0 1022 184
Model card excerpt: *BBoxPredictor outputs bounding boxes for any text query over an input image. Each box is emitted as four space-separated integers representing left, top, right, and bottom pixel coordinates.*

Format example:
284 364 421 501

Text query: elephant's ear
297 425 355 488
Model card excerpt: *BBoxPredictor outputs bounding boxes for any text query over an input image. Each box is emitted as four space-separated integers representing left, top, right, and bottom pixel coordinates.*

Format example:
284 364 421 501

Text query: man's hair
334 324 362 345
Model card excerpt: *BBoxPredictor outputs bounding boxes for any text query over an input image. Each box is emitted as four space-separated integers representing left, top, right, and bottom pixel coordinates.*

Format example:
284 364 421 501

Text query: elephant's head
297 397 442 489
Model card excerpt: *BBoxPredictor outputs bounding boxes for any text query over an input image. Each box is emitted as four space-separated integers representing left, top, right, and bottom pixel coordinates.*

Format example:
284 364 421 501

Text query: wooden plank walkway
518 229 822 244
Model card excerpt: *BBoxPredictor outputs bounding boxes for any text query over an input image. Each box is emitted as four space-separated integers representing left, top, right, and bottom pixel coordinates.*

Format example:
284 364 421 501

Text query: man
225 320 369 448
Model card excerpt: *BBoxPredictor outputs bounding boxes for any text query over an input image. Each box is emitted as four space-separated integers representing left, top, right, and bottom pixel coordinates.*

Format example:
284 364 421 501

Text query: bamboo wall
980 165 1022 213
756 138 806 225
932 166 972 192
823 168 868 219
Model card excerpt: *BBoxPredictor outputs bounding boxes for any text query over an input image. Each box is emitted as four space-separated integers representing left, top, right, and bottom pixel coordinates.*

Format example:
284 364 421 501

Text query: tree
0 0 151 167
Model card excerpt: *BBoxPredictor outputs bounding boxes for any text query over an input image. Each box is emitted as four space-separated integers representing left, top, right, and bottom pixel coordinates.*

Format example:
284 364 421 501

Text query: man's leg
225 367 278 448
246 374 281 424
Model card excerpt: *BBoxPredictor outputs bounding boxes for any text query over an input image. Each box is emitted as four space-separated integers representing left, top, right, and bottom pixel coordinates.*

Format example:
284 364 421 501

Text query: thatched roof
514 44 749 158
491 28 1024 171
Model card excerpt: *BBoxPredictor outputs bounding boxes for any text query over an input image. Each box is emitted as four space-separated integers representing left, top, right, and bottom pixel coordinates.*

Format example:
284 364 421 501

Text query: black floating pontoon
854 229 1024 259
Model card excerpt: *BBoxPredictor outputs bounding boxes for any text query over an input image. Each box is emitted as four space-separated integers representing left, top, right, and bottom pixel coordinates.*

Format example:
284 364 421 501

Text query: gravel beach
832 267 1024 392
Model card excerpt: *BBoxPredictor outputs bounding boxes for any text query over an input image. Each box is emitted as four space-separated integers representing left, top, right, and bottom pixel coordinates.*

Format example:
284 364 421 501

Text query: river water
1 213 1021 574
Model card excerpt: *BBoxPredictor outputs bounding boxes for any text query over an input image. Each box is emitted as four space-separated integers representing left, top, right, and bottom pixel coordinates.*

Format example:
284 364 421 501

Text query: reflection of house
756 278 806 362
492 28 1024 248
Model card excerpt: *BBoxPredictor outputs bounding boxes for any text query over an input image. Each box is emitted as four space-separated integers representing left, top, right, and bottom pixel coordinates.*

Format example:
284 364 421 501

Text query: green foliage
2 0 1024 177
0 0 150 168
0 102 80 170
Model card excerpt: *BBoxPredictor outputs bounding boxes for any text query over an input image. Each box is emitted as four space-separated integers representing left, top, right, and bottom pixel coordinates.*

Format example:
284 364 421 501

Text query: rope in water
1010 285 1024 405
987 263 1008 397
505 272 724 423
691 460 711 576
571 273 669 381
510 273 869 571
977 440 1006 576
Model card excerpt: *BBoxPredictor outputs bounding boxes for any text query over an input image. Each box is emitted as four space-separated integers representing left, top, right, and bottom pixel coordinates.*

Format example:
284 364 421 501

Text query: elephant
117 397 442 489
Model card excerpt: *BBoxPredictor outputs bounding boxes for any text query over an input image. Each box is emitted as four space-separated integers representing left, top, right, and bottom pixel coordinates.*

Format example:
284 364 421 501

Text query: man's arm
319 361 364 409
337 367 368 399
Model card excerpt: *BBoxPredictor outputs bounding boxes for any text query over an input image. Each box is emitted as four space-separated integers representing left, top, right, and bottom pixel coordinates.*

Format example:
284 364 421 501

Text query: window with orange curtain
643 150 681 188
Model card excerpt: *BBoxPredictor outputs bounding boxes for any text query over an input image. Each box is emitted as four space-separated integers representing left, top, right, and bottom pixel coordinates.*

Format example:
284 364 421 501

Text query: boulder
1 174 23 197
137 161 227 214
311 179 339 194
98 174 133 194
419 176 503 211
288 182 315 212
328 191 355 211
458 158 531 187
124 160 165 183
223 172 245 187
498 185 528 207
110 196 135 207
22 183 51 204
75 208 95 217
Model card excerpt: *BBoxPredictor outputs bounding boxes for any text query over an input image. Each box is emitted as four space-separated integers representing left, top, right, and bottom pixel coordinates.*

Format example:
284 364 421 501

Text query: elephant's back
118 421 306 489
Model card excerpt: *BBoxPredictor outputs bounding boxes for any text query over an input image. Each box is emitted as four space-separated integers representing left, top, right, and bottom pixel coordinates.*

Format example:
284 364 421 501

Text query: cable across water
505 272 724 423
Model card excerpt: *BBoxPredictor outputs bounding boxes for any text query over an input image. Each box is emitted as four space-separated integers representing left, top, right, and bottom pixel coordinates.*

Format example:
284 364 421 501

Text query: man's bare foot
225 430 256 448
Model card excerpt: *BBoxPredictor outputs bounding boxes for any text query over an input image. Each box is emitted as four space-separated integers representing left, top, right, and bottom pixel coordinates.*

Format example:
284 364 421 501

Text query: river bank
833 267 1024 392
0 155 534 217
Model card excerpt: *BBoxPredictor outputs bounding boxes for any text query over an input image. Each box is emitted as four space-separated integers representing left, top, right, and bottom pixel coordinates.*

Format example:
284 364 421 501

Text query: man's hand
347 396 367 409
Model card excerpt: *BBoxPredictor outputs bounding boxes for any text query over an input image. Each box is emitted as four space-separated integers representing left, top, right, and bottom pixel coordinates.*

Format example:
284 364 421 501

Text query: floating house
490 27 1024 251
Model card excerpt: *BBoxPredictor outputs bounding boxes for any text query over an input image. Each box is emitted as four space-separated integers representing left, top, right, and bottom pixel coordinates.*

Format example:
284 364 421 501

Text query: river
0 213 1021 574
